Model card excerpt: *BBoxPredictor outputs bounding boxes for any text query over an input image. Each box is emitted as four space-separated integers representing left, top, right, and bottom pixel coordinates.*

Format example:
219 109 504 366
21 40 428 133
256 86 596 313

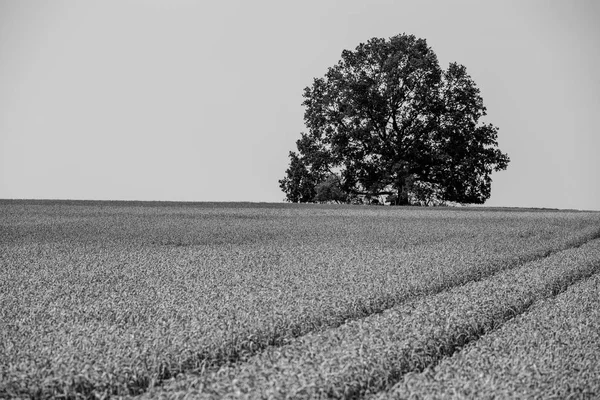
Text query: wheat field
1 200 599 399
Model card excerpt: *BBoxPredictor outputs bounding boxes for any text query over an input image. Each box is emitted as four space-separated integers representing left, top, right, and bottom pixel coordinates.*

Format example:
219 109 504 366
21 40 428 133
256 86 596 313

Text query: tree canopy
279 33 510 205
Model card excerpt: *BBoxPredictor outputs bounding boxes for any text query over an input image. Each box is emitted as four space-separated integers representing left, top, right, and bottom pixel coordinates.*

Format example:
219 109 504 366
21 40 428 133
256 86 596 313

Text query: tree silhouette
280 33 509 204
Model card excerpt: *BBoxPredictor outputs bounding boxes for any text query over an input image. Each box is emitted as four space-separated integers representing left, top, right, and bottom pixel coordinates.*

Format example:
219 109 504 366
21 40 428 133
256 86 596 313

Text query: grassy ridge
138 238 600 399
375 274 600 399
1 203 600 398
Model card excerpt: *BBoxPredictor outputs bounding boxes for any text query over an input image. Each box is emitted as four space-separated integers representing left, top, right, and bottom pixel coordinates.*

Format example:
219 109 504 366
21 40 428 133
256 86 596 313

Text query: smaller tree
314 174 347 203
407 178 444 206
278 152 319 203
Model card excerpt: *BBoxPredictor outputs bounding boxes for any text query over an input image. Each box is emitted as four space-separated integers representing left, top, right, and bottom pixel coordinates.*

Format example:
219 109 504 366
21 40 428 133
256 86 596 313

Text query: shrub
314 175 347 203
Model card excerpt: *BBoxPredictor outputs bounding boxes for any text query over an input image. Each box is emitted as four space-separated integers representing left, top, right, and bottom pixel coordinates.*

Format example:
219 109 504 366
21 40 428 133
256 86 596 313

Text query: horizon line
0 198 595 212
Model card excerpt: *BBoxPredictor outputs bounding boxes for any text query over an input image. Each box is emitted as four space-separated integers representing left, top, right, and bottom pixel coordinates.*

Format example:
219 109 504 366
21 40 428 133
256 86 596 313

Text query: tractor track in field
135 236 600 400
181 230 600 364
146 230 600 395
359 265 600 400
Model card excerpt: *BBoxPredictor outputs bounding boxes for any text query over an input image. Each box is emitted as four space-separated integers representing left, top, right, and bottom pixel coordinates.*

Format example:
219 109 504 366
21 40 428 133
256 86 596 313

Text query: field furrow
373 273 600 399
136 238 600 399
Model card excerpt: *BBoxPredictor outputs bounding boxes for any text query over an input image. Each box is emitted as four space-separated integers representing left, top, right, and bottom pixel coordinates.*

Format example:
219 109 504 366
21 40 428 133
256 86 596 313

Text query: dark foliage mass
280 33 509 205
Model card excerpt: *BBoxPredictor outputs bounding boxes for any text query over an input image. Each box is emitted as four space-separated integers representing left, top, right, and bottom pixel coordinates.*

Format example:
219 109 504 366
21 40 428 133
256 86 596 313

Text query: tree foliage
280 33 509 204
314 174 347 203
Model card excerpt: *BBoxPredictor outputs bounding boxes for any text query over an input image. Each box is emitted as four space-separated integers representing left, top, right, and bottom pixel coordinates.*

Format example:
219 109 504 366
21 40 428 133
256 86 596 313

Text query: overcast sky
1 0 599 210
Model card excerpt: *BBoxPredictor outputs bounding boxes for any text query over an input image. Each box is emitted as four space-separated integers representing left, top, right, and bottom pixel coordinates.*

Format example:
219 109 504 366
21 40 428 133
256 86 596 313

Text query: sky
1 0 599 210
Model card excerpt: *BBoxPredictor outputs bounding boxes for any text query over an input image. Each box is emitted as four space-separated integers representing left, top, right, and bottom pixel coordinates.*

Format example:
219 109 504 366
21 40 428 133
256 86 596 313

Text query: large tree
280 33 509 205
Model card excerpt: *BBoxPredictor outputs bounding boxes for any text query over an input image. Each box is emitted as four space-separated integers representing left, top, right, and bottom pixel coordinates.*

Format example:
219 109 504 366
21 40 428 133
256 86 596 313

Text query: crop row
1 203 600 399
138 238 600 399
375 273 600 399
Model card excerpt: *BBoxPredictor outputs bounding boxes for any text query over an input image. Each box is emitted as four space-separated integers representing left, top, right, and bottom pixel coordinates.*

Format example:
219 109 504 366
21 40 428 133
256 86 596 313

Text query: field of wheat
1 200 599 399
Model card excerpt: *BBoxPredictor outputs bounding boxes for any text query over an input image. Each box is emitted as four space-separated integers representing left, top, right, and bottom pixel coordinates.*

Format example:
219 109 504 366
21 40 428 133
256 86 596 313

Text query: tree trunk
396 176 410 205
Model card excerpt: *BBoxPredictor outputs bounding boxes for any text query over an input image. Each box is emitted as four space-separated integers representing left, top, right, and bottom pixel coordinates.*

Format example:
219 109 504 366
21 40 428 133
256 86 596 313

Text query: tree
278 152 319 203
279 33 509 204
314 174 347 203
